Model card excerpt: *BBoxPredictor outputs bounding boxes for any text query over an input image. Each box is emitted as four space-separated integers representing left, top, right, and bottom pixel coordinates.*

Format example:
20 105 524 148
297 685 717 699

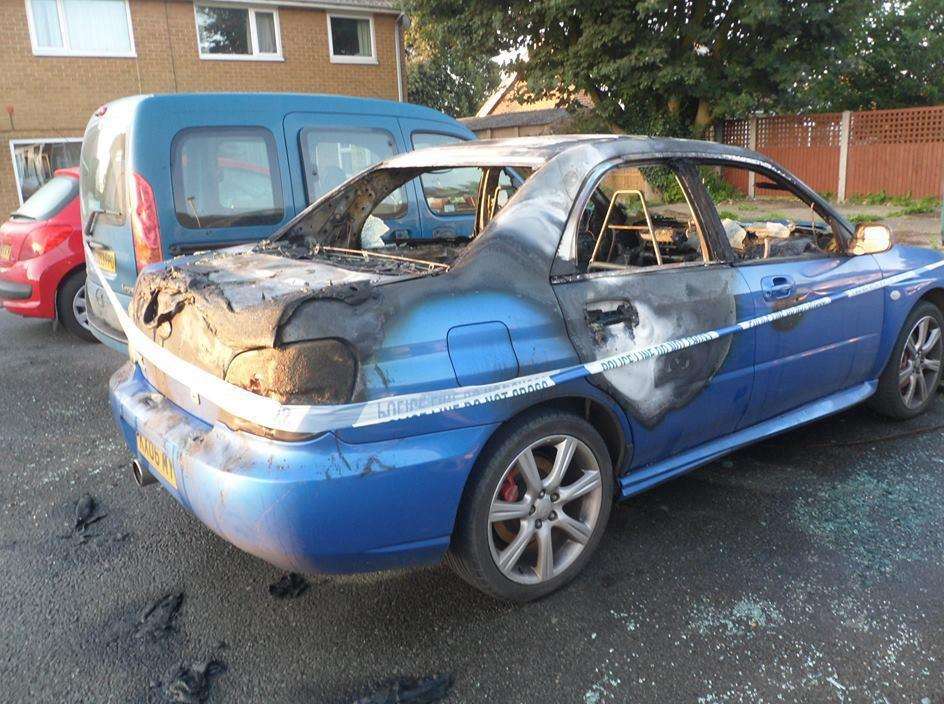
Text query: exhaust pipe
132 459 157 487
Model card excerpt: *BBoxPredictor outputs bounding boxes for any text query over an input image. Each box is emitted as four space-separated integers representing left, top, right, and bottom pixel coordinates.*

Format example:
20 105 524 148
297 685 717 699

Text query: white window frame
24 0 136 58
8 137 83 206
327 13 377 65
194 2 283 62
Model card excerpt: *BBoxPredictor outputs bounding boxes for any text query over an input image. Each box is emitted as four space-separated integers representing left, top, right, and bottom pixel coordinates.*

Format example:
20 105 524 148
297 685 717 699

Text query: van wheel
57 269 96 343
446 409 613 601
869 301 943 419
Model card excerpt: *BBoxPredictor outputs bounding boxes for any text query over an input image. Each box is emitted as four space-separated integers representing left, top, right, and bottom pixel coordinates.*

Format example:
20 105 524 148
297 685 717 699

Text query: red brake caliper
500 473 520 502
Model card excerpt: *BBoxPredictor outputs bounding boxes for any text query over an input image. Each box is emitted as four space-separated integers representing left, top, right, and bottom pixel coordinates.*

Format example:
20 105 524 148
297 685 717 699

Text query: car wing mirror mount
850 223 892 255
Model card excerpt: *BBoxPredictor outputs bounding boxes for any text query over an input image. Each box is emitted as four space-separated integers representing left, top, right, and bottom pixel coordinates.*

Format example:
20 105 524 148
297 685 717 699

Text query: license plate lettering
94 248 117 274
136 433 177 488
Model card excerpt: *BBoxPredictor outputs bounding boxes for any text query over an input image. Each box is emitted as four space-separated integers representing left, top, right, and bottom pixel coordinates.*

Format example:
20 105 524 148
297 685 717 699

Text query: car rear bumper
109 363 496 574
0 277 32 300
86 276 129 353
0 249 77 319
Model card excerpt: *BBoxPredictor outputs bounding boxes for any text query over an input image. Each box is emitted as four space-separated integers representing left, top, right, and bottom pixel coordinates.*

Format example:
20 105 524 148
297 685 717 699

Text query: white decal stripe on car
85 240 944 435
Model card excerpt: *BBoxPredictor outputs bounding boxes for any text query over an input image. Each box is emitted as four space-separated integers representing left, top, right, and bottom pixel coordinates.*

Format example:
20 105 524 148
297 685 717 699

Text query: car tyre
57 269 96 343
869 300 943 419
446 408 614 601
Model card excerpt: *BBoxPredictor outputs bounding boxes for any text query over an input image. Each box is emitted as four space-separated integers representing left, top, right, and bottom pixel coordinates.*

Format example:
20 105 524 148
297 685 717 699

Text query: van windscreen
80 117 126 225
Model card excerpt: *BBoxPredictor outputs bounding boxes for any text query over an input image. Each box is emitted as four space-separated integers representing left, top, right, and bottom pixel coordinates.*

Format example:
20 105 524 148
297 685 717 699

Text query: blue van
82 93 476 351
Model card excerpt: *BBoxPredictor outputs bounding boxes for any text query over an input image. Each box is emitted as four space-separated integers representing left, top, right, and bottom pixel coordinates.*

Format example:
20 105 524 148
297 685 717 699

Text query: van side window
172 127 284 229
301 127 406 217
411 132 478 216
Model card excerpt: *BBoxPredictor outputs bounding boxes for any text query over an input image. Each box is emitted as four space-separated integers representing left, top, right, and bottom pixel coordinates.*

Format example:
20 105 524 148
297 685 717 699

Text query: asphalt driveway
1 311 943 704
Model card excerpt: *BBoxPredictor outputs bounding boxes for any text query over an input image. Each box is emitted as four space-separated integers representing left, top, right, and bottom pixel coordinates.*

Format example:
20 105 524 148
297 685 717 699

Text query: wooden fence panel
846 106 944 198
720 120 750 194
719 105 944 199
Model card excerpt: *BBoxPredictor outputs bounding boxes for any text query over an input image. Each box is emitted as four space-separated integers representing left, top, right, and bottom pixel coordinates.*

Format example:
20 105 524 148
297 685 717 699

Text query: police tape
85 240 944 435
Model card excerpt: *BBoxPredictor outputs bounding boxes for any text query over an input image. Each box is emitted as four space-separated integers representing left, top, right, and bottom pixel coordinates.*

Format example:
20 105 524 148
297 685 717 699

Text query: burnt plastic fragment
354 674 454 704
268 573 310 599
73 493 106 533
164 660 227 703
134 592 184 641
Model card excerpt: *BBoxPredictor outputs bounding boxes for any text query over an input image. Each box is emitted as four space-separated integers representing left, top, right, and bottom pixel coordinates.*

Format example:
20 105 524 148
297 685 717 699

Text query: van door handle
761 275 795 301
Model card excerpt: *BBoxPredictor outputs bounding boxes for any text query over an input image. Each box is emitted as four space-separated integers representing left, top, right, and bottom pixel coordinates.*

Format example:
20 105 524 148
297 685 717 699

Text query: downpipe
132 459 157 487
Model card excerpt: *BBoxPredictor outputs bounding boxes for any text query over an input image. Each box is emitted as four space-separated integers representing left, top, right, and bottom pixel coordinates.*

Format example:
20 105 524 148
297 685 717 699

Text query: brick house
0 0 405 213
460 72 595 139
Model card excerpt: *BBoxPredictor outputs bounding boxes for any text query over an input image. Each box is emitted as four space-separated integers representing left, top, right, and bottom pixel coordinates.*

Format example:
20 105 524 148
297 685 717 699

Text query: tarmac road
1 311 943 704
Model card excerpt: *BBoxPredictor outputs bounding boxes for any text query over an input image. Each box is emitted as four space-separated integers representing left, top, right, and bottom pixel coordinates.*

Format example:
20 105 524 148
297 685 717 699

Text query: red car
0 168 94 341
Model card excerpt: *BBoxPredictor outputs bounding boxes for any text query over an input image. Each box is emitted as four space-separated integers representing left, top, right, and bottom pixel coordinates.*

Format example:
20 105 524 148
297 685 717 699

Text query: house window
195 3 282 60
327 14 375 64
26 0 135 57
9 138 83 204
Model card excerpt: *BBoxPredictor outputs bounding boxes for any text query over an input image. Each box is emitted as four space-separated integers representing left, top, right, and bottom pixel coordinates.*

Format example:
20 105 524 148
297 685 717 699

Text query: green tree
794 0 944 111
405 25 501 117
406 0 863 135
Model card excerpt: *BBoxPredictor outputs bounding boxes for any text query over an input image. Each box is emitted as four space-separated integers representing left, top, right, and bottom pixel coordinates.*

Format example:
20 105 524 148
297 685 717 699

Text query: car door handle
761 275 796 301
586 302 638 330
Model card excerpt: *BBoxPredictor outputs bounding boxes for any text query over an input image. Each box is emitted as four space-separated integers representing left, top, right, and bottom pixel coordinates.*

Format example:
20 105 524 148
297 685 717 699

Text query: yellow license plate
0 243 11 260
137 433 177 488
93 248 117 274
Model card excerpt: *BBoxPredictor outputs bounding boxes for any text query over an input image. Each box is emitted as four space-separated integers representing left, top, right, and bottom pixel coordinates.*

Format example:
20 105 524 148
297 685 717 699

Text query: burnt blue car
106 136 944 601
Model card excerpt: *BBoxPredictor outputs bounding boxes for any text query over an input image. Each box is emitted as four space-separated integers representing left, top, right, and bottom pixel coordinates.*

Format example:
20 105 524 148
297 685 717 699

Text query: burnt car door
692 159 884 428
551 160 756 468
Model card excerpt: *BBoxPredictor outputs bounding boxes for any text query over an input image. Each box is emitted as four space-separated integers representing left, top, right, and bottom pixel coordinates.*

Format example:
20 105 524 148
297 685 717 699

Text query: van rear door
283 112 422 240
81 108 135 296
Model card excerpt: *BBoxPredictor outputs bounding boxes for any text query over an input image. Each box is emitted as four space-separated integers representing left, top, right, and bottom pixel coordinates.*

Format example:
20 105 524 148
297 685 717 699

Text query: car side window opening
700 165 840 261
575 164 708 274
411 132 479 216
301 127 405 218
172 127 283 229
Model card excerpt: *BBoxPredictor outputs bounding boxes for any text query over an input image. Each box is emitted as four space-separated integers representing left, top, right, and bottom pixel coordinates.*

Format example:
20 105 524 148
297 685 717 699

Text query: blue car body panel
104 134 944 577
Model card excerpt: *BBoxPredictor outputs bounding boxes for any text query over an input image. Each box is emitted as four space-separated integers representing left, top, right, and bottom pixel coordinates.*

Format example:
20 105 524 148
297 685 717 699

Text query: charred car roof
380 134 783 171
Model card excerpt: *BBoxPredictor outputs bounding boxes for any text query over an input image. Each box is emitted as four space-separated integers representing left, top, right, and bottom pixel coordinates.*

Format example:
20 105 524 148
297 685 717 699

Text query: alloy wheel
899 314 942 409
487 434 603 585
72 284 91 331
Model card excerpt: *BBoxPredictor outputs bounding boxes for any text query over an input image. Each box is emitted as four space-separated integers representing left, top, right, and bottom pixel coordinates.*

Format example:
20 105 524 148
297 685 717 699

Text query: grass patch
847 191 940 214
717 210 741 221
848 213 875 224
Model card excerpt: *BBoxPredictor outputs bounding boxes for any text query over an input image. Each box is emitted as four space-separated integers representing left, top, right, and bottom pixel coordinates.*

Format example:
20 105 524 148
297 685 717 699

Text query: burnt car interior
575 164 708 273
265 165 528 274
701 165 840 260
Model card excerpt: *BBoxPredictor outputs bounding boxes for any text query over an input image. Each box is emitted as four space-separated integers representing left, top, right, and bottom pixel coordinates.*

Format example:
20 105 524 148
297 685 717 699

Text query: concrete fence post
837 110 851 202
748 115 757 199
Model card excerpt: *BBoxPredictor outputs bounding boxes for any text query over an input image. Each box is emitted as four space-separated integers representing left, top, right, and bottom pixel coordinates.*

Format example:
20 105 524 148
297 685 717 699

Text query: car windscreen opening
171 126 284 229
